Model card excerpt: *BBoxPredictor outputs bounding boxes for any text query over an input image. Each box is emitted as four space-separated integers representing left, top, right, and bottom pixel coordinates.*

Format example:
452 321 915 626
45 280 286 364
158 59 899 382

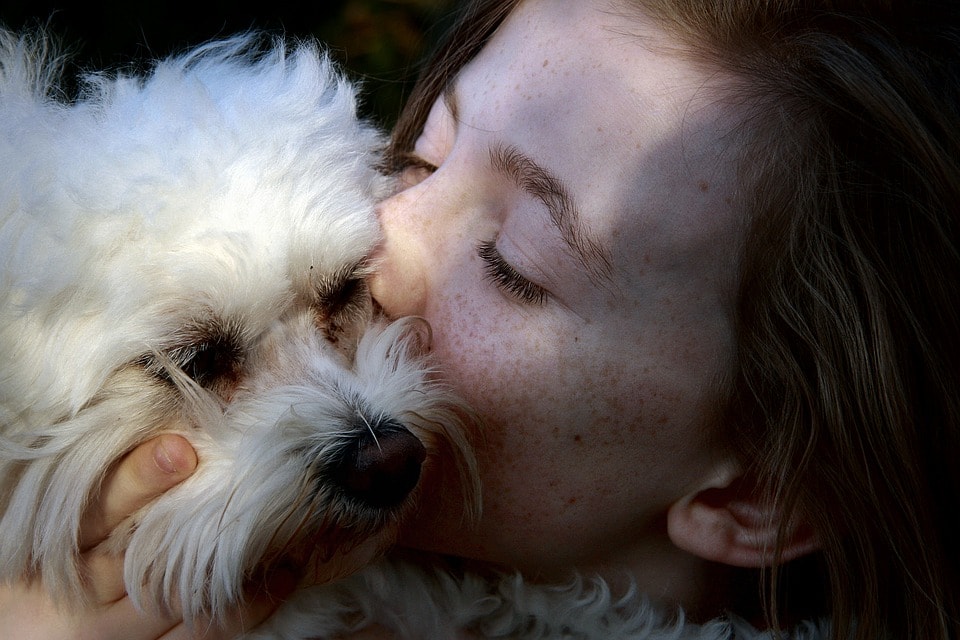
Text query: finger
0 580 181 640
82 548 127 605
80 434 198 550
94 596 182 640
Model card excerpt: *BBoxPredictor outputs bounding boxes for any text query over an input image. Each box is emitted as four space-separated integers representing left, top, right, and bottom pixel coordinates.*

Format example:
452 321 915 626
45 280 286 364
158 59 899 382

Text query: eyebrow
491 144 614 286
442 84 614 286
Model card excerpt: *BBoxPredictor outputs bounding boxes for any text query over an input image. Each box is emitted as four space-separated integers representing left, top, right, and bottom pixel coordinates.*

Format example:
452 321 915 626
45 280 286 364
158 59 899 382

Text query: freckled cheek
428 299 725 473
429 309 527 423
424 303 621 490
425 299 547 426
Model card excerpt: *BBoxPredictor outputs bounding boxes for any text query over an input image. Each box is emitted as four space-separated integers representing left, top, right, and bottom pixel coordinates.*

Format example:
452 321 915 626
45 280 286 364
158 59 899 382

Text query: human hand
0 434 292 639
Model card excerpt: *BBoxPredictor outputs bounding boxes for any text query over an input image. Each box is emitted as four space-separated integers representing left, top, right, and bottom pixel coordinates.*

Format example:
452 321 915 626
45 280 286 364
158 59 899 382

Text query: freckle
542 59 550 67
698 180 709 192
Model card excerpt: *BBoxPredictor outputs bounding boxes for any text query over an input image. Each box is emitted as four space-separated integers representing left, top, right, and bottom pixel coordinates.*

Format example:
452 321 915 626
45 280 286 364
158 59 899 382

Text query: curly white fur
0 29 479 632
251 558 830 639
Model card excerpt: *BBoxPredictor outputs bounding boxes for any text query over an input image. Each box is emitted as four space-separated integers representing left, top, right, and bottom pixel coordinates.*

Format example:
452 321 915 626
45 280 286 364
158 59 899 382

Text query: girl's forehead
456 0 732 159
453 0 744 292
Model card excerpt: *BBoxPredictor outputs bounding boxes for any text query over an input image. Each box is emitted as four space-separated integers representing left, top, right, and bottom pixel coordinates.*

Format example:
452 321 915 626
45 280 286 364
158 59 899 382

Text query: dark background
0 0 456 127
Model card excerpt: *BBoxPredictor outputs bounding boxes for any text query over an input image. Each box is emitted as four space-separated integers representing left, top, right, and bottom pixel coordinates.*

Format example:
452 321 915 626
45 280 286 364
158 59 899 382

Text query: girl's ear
666 463 820 568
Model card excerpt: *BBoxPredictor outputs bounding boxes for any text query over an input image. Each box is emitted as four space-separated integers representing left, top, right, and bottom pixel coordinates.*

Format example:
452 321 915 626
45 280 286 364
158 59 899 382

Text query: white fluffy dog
0 29 479 635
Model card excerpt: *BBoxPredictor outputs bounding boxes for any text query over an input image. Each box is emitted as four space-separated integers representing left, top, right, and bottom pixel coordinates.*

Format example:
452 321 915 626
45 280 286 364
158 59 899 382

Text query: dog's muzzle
332 418 427 509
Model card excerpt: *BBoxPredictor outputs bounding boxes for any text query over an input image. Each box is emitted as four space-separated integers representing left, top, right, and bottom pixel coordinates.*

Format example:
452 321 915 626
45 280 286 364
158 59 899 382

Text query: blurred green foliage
311 0 457 125
0 0 456 127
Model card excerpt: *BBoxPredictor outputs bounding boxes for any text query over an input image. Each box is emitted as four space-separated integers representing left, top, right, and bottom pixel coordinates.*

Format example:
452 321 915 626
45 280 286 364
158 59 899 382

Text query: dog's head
0 32 478 622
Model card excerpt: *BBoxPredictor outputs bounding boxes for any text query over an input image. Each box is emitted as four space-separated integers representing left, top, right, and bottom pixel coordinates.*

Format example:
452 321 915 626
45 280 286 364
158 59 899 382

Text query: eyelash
397 151 438 186
477 240 548 305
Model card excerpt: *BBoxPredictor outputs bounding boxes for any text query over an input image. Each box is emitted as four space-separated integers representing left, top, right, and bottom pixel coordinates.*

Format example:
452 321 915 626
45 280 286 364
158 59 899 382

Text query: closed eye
395 151 438 189
313 260 373 317
311 261 374 347
167 336 244 388
139 320 246 393
477 240 548 305
315 272 365 317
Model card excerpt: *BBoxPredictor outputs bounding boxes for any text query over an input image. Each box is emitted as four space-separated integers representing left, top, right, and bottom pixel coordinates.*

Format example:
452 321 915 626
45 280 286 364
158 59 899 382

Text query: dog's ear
666 462 819 568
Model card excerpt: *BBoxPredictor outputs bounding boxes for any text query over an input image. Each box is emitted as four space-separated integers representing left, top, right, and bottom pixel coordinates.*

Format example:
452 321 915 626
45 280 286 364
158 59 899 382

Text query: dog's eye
140 326 245 392
316 276 365 316
311 259 372 313
170 336 245 387
313 268 372 347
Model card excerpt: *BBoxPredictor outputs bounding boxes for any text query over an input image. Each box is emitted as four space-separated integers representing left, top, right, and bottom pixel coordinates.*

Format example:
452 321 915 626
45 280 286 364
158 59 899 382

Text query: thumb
79 434 197 550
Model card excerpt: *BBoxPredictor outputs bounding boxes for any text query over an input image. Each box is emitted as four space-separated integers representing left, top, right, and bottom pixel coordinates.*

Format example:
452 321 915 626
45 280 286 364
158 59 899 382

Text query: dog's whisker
354 408 381 452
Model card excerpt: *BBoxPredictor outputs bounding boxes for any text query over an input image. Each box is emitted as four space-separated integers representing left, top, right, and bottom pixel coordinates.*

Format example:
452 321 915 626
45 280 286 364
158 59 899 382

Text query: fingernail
153 439 178 474
153 436 197 476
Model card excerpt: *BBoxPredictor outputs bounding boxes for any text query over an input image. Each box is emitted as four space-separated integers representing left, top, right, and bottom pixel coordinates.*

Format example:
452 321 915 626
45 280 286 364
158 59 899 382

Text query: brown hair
385 0 520 173
646 3 960 638
388 2 960 638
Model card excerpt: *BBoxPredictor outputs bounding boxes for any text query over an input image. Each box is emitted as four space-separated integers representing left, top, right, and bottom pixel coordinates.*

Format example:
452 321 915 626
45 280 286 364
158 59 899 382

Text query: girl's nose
368 196 428 318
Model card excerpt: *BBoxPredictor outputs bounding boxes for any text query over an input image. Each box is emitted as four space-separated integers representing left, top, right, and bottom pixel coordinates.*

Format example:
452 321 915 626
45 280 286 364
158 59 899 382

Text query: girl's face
370 0 744 588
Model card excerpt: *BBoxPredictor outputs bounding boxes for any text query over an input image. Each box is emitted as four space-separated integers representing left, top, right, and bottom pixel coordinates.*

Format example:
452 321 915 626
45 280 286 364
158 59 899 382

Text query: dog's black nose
334 420 426 508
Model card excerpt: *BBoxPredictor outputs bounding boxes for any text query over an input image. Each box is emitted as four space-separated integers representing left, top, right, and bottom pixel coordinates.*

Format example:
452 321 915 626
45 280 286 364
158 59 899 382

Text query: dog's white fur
0 30 829 639
252 559 830 639
0 29 481 630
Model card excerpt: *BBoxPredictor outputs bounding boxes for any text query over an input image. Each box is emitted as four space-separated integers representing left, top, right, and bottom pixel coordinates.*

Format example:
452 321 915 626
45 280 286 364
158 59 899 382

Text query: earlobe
666 466 820 568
